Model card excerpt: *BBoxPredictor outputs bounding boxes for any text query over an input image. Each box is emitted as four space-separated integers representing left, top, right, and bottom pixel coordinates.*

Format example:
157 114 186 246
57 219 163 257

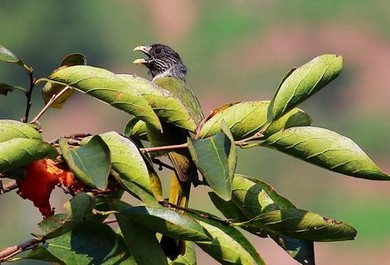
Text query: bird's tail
160 150 196 260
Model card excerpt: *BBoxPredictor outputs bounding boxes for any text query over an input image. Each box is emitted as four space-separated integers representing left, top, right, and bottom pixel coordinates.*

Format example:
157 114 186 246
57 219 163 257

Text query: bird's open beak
133 45 151 65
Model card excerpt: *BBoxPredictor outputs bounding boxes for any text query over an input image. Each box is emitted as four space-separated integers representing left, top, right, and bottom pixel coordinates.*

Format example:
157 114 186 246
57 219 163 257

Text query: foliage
0 44 388 265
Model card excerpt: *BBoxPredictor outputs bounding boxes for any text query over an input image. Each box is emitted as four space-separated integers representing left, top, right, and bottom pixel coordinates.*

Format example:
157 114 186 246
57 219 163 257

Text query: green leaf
0 138 57 174
262 126 390 180
31 220 134 265
268 234 314 265
263 108 312 136
269 54 343 121
172 241 197 265
0 83 26 95
124 118 148 139
118 205 211 242
240 208 357 241
25 246 64 264
42 53 87 108
189 211 265 265
209 175 295 224
112 170 157 205
36 192 95 240
118 74 203 131
0 119 41 142
60 136 111 189
48 65 161 131
198 101 311 140
0 44 21 64
188 123 236 201
116 210 168 265
60 53 87 66
209 175 314 264
99 131 152 195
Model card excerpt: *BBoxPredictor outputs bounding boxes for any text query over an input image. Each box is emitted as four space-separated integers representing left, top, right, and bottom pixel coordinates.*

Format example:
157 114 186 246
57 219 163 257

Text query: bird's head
133 44 187 82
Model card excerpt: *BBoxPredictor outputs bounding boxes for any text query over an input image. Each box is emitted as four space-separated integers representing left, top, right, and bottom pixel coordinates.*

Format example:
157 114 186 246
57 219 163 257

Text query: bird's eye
155 47 162 54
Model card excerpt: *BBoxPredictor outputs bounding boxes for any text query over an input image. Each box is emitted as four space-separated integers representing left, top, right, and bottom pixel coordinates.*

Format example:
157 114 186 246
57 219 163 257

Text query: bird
133 44 203 260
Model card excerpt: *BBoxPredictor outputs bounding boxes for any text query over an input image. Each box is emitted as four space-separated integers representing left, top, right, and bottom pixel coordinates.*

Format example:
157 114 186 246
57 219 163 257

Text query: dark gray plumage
133 44 187 82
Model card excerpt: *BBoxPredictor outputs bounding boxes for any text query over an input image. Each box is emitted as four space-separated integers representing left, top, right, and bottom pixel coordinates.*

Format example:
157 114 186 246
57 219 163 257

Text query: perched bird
133 44 203 260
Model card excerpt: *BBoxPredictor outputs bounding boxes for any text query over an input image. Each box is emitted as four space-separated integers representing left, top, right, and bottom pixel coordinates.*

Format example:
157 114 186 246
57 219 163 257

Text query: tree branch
0 238 42 262
139 132 265 154
30 85 72 124
0 178 18 195
139 143 188 154
22 65 35 123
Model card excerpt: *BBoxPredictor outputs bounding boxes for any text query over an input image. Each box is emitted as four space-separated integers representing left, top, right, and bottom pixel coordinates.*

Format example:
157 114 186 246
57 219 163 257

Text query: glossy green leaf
240 208 357 241
60 136 111 189
232 174 295 213
262 126 389 180
124 118 148 139
263 108 312 136
188 123 235 201
42 53 86 108
118 74 203 131
116 210 168 265
118 205 210 242
99 131 152 194
269 54 343 121
210 175 295 223
48 65 161 130
210 175 314 264
112 170 157 205
190 211 265 265
0 119 41 142
36 192 95 240
198 101 311 140
31 220 134 265
0 44 21 64
0 138 58 174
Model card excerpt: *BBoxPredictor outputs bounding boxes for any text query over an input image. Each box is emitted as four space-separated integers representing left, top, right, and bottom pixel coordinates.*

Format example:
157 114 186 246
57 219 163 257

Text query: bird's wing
153 77 204 126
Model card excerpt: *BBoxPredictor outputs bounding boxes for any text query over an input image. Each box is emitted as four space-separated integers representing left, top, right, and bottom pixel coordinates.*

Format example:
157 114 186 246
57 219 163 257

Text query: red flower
17 159 75 218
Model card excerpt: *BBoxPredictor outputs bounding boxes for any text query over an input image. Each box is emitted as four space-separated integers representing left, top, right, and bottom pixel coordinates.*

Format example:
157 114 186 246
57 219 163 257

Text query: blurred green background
1 1 389 264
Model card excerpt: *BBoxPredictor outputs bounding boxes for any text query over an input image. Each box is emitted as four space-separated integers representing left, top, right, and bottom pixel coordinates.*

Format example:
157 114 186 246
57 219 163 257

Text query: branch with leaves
0 44 389 265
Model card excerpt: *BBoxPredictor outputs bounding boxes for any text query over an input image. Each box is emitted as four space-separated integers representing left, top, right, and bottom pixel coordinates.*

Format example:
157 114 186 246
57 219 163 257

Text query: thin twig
22 65 35 123
50 133 92 146
234 132 264 148
139 143 188 154
30 86 72 124
0 238 42 262
140 132 264 154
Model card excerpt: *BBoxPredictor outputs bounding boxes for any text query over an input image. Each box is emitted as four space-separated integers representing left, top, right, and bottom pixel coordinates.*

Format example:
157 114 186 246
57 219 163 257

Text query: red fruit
17 159 75 218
